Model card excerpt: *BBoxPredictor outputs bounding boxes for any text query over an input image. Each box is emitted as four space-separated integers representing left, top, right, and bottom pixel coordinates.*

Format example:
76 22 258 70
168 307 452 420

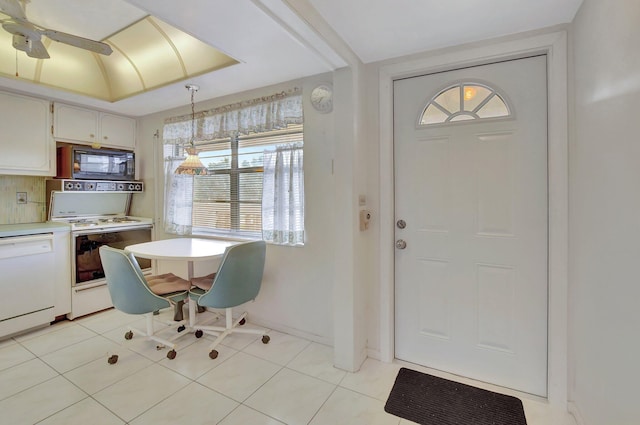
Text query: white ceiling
0 0 583 117
308 0 584 63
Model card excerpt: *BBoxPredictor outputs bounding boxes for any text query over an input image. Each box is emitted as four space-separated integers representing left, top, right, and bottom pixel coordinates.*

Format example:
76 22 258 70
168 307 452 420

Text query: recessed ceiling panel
38 42 111 99
109 17 184 89
0 11 238 102
99 48 145 101
152 18 239 76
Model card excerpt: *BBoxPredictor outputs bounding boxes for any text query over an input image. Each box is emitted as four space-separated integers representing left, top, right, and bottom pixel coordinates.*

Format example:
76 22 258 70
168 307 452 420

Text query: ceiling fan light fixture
11 33 28 51
175 83 208 176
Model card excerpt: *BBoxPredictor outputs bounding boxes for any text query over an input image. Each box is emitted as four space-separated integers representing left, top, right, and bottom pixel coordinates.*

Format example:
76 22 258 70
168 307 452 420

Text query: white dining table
125 238 237 270
125 237 239 327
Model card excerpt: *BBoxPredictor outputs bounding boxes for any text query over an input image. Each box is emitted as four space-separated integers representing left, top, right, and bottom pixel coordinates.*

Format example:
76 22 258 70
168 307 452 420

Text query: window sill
191 229 260 243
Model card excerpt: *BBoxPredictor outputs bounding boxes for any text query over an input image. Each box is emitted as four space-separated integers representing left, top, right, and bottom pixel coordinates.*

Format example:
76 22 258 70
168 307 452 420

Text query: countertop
0 222 71 238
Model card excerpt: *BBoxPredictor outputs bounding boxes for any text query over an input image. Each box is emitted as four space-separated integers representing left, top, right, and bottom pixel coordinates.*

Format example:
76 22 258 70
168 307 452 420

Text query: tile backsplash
0 176 47 224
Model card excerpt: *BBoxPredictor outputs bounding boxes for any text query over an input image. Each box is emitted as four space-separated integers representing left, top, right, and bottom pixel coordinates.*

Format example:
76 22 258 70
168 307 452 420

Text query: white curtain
262 143 305 246
163 90 302 142
163 144 194 235
163 90 303 236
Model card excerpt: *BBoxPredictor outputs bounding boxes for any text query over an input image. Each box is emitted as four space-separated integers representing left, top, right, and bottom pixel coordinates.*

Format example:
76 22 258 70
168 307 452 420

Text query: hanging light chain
190 87 196 146
186 83 199 148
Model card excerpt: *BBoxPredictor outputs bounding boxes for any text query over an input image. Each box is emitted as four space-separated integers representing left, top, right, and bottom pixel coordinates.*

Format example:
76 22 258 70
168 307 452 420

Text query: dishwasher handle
0 233 54 260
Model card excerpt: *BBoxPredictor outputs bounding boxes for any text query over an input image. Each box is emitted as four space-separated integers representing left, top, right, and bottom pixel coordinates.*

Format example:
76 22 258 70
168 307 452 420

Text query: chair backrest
198 240 266 309
99 246 170 314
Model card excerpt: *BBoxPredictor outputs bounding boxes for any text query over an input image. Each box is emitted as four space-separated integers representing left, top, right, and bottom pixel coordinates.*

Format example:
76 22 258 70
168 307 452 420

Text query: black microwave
56 146 135 181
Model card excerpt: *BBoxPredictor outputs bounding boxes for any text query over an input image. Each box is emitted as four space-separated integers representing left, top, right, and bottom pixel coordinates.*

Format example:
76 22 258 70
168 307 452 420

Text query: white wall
132 75 340 344
569 1 640 424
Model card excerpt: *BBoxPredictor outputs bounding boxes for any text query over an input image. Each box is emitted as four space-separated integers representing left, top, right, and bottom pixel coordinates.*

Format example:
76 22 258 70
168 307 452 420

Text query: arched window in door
419 82 511 125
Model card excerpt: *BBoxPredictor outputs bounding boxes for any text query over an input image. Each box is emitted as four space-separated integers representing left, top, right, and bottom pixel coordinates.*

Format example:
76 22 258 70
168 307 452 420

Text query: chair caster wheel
177 325 186 332
167 350 177 360
262 335 270 344
239 318 246 326
209 350 219 359
195 330 204 338
107 354 118 364
124 331 133 340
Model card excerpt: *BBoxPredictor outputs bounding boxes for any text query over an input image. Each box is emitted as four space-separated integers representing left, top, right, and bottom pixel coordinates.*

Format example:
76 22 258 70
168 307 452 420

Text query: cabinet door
0 91 54 175
53 103 99 143
100 113 136 149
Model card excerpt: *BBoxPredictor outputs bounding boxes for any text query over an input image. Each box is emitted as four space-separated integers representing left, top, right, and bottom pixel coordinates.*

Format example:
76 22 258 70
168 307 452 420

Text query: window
191 124 303 238
419 82 510 125
163 89 304 245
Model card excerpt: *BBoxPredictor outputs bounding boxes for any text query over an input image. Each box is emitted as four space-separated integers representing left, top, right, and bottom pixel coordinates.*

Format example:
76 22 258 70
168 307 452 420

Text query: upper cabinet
0 91 54 176
53 103 136 150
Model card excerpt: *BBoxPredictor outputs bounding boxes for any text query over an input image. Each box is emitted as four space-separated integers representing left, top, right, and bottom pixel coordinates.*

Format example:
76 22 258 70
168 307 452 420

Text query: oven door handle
74 282 107 292
72 224 152 235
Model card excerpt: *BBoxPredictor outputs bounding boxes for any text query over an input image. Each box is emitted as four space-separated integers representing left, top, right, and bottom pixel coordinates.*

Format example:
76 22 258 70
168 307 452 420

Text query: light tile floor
0 308 577 425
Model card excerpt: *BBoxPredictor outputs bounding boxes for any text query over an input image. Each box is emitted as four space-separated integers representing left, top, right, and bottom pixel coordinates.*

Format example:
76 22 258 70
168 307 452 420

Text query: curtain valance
163 88 303 144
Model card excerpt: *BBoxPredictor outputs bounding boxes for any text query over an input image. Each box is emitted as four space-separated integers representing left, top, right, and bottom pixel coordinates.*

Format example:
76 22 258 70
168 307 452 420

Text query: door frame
378 31 568 407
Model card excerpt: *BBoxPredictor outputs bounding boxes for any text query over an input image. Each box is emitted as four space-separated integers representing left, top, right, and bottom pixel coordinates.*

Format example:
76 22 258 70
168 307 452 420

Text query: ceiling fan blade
41 29 113 56
0 0 26 21
26 37 50 59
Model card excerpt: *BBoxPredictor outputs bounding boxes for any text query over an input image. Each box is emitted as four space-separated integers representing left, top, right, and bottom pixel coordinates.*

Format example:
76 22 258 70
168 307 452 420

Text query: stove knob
75 183 82 190
65 182 74 190
128 184 135 191
117 183 125 191
135 184 141 191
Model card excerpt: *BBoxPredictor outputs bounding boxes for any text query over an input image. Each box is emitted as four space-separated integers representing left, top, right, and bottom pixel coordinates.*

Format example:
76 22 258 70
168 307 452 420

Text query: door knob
395 239 407 249
396 219 406 229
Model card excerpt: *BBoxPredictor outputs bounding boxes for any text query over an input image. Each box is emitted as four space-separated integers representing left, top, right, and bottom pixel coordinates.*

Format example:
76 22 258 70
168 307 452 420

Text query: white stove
46 180 154 320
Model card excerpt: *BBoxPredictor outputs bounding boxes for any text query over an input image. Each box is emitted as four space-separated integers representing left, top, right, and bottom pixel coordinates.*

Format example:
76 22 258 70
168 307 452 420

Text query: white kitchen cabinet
53 103 136 149
53 103 98 144
0 91 54 176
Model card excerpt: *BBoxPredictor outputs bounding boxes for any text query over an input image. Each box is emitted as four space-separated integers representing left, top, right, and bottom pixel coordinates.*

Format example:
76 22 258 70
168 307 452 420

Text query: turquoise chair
99 246 190 363
189 240 270 359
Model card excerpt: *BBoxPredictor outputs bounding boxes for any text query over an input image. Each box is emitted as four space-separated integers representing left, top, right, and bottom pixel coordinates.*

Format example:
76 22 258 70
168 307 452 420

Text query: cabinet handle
103 136 108 140
89 133 95 138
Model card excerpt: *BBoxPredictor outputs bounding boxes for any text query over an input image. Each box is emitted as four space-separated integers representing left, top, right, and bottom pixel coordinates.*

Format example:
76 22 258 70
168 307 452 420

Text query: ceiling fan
0 0 112 59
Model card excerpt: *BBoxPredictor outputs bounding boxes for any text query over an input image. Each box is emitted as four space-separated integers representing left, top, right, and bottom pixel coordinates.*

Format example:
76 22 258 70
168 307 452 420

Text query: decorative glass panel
422 104 449 125
437 87 461 114
450 114 475 122
477 94 510 118
419 83 510 125
463 85 491 111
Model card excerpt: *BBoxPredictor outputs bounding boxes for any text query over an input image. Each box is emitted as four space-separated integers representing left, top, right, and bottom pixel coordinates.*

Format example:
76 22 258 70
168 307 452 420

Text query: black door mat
384 368 527 425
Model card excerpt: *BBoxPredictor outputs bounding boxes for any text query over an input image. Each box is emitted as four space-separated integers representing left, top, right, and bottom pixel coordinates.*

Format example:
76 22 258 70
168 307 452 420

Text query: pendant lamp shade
175 148 208 175
175 84 207 175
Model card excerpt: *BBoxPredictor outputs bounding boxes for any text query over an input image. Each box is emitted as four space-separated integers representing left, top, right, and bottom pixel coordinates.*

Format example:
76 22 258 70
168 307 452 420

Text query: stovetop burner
98 217 140 224
55 215 153 231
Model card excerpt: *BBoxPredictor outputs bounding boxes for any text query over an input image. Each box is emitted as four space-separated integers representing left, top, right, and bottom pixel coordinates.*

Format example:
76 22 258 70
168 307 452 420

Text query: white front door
393 55 548 396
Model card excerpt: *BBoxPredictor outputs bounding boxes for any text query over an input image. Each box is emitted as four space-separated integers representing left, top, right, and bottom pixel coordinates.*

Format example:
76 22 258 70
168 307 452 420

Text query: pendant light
175 84 208 175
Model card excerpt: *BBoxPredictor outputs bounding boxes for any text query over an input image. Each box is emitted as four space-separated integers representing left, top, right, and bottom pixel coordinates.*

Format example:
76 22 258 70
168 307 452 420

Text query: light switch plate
16 192 27 204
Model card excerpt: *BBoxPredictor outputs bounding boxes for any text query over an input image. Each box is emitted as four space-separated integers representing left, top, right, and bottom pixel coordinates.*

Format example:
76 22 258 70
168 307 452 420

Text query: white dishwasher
0 233 56 338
